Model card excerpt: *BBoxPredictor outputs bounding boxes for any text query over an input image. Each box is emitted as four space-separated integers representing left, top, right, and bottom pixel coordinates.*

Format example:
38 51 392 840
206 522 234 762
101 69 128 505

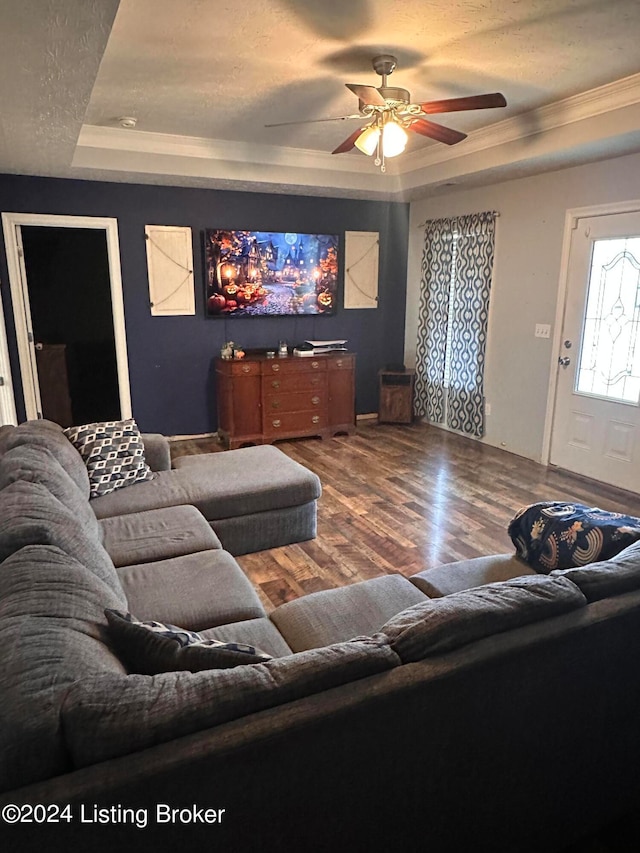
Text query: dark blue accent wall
0 175 409 435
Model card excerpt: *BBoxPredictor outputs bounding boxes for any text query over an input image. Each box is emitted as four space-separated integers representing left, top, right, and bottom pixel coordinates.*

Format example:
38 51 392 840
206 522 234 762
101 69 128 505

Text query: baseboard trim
167 431 218 442
170 419 377 439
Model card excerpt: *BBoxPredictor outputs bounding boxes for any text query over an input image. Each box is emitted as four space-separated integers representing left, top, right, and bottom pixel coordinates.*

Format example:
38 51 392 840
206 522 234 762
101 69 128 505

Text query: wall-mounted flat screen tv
205 230 338 317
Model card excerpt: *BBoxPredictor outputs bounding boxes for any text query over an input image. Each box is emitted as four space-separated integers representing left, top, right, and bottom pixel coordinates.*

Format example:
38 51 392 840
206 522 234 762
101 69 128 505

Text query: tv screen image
205 230 338 317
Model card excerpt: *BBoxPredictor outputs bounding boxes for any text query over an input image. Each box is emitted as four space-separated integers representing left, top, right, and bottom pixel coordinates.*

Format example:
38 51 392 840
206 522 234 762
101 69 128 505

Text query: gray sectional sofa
2 419 640 852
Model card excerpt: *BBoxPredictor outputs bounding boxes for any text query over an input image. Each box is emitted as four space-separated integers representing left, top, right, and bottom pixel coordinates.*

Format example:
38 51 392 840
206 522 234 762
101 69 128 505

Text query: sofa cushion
551 539 640 602
410 554 536 597
270 575 428 652
380 575 587 663
0 545 126 793
0 419 90 497
0 480 124 599
508 501 640 571
140 433 171 472
61 637 400 768
211 501 318 557
116 550 266 631
200 618 292 658
0 444 101 541
99 505 221 567
105 610 272 674
64 418 154 499
90 445 321 520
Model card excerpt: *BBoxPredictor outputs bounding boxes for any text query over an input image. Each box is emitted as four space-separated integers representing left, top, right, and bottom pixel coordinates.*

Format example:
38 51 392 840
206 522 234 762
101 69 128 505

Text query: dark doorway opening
20 226 121 426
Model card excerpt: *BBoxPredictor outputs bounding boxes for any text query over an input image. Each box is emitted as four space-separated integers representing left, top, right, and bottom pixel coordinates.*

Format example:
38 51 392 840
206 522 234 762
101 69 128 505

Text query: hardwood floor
170 420 640 613
170 420 640 852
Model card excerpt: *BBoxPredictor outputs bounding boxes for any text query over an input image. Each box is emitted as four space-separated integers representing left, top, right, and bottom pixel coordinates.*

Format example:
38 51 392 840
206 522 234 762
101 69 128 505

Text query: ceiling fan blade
418 93 507 114
345 83 387 107
265 114 363 128
410 118 467 145
332 126 367 155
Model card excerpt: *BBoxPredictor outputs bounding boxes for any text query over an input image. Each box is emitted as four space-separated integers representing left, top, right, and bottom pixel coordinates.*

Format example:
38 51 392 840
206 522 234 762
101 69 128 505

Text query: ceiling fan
266 55 507 171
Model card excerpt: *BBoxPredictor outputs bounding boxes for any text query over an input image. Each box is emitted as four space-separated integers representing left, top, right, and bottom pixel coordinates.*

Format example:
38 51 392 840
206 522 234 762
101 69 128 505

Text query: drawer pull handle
272 419 281 428
271 380 280 389
242 364 251 373
311 415 320 424
271 400 280 409
271 364 280 372
311 396 320 406
336 359 343 368
311 361 319 369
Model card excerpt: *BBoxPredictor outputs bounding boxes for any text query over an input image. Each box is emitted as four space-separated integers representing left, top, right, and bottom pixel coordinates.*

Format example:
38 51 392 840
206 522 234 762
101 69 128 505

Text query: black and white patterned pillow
64 419 154 498
105 610 273 673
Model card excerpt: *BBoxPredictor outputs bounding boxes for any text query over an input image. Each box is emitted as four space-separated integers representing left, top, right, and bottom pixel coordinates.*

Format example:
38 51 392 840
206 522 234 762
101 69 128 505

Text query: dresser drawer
264 411 327 436
264 390 327 414
263 372 326 394
263 358 326 375
328 354 355 370
230 360 261 376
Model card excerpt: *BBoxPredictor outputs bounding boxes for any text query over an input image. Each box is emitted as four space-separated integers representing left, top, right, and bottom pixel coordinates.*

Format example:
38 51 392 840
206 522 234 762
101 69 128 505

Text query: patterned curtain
414 219 456 424
414 211 496 438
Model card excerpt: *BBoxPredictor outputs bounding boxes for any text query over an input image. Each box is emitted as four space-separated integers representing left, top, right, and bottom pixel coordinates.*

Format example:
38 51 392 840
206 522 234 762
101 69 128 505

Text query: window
576 236 640 404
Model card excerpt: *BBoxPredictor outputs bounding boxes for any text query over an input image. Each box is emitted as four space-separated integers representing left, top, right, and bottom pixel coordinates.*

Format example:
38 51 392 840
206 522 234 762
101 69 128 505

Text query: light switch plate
535 323 551 338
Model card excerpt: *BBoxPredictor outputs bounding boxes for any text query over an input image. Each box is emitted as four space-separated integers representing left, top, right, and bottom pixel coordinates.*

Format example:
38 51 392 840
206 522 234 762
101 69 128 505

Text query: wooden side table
378 368 415 424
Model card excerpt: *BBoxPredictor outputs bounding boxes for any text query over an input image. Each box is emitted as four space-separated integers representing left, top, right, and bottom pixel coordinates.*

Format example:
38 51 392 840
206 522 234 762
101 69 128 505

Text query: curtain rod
417 210 500 228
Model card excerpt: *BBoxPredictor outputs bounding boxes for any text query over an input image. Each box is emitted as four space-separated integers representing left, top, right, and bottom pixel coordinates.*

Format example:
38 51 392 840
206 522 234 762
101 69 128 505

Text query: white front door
549 211 640 492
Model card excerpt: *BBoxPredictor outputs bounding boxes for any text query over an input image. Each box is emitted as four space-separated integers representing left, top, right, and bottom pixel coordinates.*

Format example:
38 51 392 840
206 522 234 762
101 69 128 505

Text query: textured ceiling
2 0 640 199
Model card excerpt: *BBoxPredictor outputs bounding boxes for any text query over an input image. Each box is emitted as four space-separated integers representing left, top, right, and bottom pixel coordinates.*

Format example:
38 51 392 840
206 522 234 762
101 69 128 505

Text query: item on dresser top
306 339 348 354
293 343 315 357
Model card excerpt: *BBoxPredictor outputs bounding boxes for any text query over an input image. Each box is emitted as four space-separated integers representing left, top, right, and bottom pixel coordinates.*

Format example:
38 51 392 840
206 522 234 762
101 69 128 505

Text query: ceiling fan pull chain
375 131 383 171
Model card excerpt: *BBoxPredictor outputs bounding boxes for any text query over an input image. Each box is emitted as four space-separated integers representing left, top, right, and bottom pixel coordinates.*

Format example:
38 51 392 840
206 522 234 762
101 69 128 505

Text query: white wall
405 150 640 463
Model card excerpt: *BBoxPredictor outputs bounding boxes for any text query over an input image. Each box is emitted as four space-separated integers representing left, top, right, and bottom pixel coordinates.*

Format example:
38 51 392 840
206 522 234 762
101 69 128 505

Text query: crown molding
74 124 404 197
73 73 640 200
400 71 640 173
77 125 381 174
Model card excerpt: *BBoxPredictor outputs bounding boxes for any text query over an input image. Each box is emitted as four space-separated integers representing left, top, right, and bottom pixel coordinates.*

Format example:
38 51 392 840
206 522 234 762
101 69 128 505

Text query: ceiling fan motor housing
372 54 398 77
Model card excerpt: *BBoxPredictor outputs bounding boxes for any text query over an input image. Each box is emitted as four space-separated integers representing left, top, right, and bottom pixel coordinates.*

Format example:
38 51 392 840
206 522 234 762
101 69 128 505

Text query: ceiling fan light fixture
381 119 408 157
354 124 380 156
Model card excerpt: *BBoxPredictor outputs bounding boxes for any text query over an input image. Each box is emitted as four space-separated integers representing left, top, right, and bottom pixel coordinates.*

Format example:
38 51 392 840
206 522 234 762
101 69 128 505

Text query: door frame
541 198 640 467
1 213 132 422
0 285 17 425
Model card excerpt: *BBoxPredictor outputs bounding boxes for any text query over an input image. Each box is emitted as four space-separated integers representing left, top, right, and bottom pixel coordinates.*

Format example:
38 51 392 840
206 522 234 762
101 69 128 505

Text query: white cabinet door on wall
145 225 195 316
344 231 379 309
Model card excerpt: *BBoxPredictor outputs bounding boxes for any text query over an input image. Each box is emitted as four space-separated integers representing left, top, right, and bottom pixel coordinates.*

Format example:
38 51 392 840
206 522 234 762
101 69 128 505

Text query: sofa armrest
141 433 171 471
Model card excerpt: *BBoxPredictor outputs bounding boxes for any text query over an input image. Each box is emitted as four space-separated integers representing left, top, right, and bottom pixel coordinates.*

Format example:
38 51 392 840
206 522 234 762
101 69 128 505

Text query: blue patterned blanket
508 501 640 572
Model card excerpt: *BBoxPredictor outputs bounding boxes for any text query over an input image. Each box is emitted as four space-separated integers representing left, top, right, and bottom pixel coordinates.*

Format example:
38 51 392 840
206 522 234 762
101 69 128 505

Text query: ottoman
171 445 322 555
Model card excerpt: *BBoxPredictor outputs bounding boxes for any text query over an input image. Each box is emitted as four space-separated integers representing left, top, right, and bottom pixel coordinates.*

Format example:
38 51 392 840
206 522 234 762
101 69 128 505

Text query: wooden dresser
216 352 356 449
